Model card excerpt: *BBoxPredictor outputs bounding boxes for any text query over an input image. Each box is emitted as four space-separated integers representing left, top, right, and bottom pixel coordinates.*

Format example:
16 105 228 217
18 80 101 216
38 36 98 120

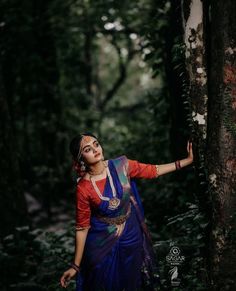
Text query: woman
60 133 193 290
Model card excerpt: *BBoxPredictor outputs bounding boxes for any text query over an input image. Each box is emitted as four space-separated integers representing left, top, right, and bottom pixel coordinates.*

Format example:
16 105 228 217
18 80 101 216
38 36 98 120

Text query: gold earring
80 161 86 171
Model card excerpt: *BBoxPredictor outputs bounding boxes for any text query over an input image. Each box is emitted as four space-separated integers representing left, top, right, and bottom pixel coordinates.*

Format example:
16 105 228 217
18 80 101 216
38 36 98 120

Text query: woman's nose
92 147 97 153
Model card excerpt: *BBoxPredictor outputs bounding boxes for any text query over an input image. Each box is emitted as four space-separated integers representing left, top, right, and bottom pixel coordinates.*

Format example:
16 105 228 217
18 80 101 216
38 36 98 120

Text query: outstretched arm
128 140 193 179
157 141 193 176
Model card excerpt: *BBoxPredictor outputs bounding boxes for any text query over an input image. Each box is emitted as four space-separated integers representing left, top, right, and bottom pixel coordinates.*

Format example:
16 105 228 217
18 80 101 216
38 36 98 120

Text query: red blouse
75 157 159 230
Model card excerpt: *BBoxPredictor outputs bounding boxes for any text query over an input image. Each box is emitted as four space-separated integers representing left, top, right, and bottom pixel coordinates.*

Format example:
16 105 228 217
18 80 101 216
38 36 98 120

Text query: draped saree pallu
76 156 161 291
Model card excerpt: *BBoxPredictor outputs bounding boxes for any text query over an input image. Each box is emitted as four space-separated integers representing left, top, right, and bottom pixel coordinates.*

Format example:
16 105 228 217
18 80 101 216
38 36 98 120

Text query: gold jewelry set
89 162 121 210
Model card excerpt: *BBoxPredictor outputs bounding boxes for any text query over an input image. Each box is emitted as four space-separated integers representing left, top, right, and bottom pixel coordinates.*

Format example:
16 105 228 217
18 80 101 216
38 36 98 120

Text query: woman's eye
95 142 99 147
85 148 91 153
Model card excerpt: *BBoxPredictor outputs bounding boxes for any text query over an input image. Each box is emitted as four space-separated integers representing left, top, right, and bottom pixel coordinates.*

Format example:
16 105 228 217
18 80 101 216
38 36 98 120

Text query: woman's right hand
60 267 77 288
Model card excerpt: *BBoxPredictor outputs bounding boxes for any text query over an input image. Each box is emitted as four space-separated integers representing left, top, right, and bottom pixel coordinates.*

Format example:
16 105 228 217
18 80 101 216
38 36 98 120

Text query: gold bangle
70 262 80 272
75 225 91 231
175 160 181 170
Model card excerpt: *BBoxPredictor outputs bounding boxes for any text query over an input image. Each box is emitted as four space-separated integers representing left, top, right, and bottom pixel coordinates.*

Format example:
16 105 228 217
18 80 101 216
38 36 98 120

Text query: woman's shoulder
76 179 91 195
110 155 129 170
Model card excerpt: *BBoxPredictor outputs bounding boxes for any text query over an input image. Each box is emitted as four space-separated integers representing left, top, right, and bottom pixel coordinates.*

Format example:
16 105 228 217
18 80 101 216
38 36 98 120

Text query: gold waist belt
97 204 131 225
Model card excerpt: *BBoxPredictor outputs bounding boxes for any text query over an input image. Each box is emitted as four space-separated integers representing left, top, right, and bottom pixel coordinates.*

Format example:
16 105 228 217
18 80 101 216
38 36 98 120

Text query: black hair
69 132 98 161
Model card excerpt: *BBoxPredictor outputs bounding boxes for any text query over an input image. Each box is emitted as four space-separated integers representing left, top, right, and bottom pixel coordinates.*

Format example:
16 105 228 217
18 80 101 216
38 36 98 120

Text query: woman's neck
88 160 105 175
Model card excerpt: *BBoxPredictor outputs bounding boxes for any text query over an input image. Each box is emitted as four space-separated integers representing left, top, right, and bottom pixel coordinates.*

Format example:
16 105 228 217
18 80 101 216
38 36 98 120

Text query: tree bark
182 0 208 140
206 0 236 290
181 0 212 286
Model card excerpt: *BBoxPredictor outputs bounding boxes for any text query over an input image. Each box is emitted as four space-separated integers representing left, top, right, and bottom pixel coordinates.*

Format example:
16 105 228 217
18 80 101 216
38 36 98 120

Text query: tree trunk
182 0 208 140
206 0 236 290
0 65 29 238
181 0 211 285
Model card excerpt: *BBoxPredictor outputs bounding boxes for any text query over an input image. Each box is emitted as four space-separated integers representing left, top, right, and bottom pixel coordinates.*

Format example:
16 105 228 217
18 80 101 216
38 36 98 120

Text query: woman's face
80 136 104 165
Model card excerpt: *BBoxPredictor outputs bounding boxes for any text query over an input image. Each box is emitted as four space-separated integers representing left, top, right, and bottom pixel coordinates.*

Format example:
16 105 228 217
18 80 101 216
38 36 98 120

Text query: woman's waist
93 202 132 225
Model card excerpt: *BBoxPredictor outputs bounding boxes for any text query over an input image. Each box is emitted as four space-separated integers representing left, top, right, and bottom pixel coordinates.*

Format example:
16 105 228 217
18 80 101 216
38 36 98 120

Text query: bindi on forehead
83 136 94 143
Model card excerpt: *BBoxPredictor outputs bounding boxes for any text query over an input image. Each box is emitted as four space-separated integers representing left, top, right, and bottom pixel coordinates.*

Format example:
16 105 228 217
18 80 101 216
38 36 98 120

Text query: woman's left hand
187 140 193 163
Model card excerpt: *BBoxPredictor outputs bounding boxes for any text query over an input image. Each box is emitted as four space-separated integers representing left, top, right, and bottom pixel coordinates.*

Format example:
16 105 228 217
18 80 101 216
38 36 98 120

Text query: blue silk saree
75 156 161 291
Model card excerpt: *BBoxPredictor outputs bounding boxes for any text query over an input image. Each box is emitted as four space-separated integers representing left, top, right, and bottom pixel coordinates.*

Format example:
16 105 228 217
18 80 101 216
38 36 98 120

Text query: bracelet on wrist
175 160 181 170
70 262 80 272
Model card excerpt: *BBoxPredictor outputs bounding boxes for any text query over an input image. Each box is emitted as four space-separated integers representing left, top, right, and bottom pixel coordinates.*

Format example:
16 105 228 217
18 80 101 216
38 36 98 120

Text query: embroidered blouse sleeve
75 183 91 230
128 159 159 179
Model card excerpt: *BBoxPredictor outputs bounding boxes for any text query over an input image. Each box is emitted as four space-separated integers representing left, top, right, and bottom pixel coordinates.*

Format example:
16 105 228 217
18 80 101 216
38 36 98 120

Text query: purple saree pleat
75 156 161 291
129 180 161 289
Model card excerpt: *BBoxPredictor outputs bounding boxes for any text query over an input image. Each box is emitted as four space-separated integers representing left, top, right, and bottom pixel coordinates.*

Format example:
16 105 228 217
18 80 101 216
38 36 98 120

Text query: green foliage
151 202 208 290
0 0 163 201
0 225 76 291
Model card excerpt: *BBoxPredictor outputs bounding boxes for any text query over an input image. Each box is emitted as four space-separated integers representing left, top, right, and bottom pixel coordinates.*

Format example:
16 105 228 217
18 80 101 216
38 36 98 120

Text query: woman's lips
94 153 100 157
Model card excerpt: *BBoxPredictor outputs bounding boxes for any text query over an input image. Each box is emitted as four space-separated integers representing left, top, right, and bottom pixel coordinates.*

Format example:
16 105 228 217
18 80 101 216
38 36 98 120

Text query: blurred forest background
0 0 236 290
